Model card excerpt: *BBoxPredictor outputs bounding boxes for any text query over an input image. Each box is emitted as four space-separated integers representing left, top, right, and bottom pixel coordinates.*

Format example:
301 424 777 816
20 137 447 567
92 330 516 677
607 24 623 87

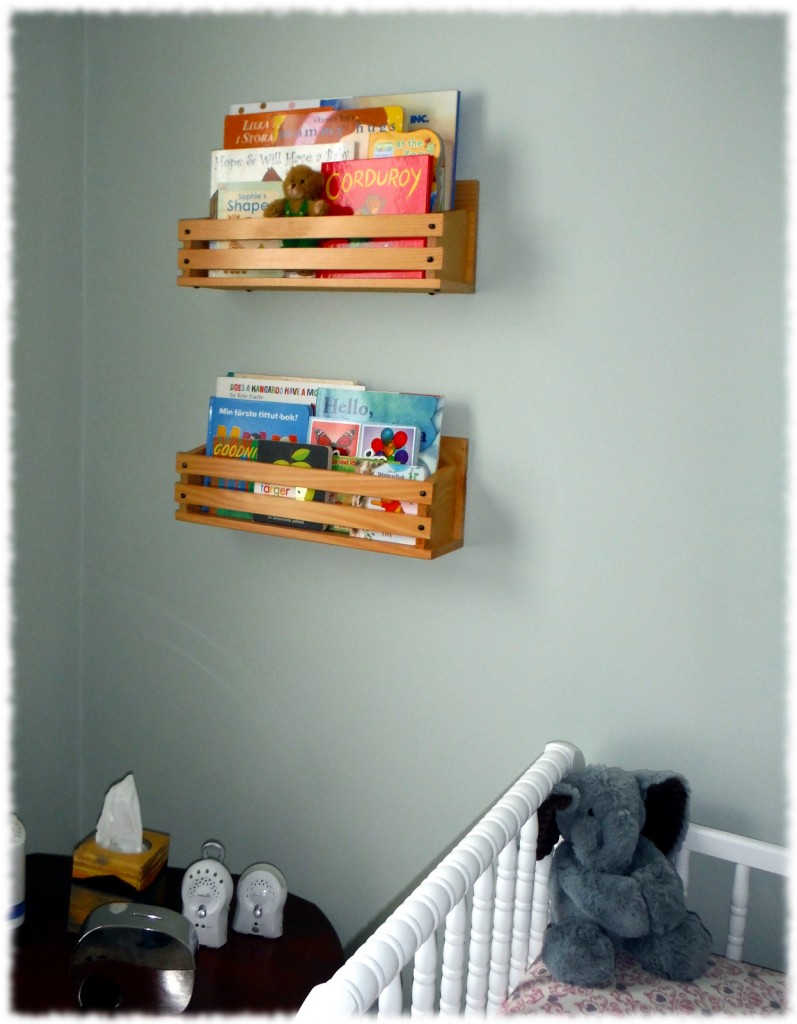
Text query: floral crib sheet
500 950 787 1016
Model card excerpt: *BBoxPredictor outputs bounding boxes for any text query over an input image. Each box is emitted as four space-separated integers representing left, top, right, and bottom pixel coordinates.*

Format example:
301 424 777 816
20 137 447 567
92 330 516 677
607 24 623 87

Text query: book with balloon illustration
307 413 428 538
313 388 444 476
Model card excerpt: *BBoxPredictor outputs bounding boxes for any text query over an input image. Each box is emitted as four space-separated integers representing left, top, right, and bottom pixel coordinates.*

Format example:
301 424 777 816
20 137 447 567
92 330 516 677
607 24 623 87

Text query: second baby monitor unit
232 863 287 939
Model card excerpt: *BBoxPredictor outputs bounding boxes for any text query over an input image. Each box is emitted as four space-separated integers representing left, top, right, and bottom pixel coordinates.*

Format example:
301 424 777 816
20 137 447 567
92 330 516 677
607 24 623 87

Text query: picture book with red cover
318 154 434 279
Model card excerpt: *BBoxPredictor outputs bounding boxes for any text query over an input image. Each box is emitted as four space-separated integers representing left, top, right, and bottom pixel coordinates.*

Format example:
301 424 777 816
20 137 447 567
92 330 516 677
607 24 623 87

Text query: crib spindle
440 897 467 1014
726 862 750 960
529 852 552 962
487 838 518 1011
465 866 495 1014
412 932 439 1014
509 815 537 988
377 974 403 1018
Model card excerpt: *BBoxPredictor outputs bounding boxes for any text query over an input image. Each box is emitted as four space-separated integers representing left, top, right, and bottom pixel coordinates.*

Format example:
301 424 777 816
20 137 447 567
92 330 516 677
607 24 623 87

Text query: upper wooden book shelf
177 181 478 293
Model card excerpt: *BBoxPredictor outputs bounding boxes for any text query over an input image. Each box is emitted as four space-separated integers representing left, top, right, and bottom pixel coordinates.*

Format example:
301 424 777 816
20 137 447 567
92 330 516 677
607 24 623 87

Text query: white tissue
95 773 144 853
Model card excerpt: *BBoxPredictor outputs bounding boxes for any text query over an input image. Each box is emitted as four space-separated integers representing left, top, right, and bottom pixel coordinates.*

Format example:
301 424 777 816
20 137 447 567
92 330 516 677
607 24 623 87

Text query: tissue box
68 829 170 933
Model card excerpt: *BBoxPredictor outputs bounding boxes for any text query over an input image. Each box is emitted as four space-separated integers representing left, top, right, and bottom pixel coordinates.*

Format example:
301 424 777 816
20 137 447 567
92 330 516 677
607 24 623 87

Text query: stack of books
207 90 460 279
205 373 445 544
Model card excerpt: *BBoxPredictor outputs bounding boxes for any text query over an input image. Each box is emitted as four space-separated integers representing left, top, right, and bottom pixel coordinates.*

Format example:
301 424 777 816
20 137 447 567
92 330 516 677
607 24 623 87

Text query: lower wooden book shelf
174 435 467 559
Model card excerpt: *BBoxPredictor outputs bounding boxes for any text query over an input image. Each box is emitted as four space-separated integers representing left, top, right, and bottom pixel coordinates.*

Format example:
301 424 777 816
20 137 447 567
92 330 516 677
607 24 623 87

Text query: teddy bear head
282 164 325 203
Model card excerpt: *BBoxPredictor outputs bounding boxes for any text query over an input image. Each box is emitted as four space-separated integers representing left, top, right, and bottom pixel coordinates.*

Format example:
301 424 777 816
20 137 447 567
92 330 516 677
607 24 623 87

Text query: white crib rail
297 740 584 1019
675 821 789 962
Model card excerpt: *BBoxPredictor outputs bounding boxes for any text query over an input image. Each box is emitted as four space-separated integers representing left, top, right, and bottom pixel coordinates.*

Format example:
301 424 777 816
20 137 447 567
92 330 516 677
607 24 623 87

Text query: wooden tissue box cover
68 829 170 933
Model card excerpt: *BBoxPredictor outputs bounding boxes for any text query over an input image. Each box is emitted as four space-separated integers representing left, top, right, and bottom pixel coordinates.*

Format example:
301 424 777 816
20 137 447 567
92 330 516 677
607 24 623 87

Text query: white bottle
9 814 25 928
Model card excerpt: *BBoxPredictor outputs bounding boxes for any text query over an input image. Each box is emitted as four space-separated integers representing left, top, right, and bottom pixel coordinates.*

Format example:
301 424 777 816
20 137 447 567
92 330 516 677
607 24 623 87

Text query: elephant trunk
593 807 642 872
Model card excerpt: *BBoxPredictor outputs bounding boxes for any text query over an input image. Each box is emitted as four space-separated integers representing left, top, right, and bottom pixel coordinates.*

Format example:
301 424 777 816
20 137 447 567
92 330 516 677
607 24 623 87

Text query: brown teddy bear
263 164 327 273
263 164 327 220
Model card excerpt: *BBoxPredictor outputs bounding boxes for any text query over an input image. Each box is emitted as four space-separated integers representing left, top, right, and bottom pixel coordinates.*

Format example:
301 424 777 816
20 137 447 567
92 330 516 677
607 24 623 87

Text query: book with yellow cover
367 128 445 212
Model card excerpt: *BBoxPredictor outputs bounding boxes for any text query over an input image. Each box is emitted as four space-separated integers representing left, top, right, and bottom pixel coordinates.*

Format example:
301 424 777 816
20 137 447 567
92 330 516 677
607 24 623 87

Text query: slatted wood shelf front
175 435 468 559
177 180 478 293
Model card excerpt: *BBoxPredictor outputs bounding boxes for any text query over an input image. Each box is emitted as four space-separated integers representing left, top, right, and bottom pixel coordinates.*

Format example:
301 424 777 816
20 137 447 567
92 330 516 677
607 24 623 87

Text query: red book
318 155 434 279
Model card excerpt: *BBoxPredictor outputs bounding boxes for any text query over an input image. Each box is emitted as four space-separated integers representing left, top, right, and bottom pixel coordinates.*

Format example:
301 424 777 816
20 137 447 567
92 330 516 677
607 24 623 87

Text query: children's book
206 396 312 450
252 440 332 531
314 388 444 476
307 417 361 457
353 459 430 481
210 140 356 199
325 453 362 535
367 129 445 212
228 90 460 210
322 155 433 215
325 452 430 534
222 107 333 147
223 106 405 152
352 494 419 547
217 376 363 405
210 182 285 279
229 98 329 114
357 424 420 466
318 155 434 279
213 181 283 218
321 237 428 279
206 433 259 521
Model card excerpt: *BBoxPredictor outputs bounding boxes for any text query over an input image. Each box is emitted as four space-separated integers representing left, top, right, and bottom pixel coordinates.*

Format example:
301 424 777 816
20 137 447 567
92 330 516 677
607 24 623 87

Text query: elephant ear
536 781 578 860
637 771 690 858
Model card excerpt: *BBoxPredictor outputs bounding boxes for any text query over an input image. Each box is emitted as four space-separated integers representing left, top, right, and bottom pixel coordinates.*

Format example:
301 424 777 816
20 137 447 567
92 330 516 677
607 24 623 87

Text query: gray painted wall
12 11 787 971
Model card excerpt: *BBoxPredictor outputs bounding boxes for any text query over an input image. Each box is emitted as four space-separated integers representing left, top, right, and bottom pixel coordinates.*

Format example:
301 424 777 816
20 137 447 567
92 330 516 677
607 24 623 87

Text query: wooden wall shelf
175 436 468 559
177 181 478 293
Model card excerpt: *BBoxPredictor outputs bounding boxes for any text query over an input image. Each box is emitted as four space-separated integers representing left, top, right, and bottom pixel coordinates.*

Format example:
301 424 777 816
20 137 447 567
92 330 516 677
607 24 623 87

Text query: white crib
297 740 789 1018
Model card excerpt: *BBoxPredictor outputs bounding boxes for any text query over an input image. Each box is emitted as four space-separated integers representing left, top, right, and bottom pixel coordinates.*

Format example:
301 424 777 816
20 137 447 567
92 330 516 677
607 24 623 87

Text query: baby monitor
181 840 234 948
232 863 287 939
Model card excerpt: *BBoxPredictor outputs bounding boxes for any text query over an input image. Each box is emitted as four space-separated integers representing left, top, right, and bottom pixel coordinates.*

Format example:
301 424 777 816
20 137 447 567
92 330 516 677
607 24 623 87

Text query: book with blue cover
207 432 259 521
206 395 312 450
314 388 444 475
204 398 312 520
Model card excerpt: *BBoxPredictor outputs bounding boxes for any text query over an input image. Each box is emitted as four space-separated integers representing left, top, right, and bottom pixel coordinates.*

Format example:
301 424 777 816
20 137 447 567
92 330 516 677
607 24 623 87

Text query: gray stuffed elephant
536 764 712 987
